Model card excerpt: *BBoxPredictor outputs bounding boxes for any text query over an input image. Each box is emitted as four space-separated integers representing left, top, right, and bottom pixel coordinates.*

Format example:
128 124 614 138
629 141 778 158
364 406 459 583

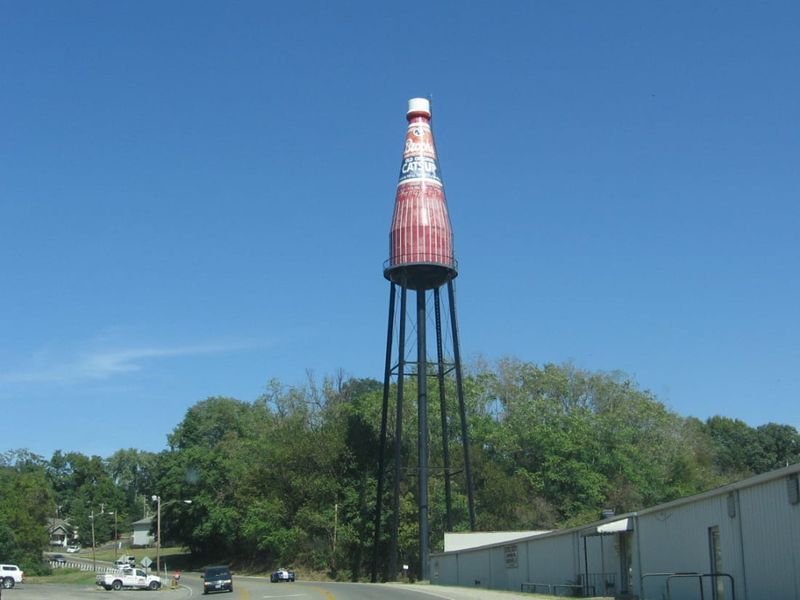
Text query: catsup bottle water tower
372 98 476 582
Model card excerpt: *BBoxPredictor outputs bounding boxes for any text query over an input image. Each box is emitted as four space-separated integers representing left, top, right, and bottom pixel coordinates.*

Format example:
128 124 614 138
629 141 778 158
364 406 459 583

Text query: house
132 517 155 547
47 518 75 547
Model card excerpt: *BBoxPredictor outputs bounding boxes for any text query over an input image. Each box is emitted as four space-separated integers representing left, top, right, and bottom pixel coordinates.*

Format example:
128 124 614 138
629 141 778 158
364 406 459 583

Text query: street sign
140 556 152 568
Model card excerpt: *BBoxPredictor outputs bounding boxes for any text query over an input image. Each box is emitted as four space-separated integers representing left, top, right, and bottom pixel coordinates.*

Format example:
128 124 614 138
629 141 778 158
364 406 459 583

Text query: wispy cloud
0 342 253 385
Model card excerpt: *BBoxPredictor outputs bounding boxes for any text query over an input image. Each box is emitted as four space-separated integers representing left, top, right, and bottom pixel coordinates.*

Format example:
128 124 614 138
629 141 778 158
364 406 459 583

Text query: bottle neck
407 114 431 124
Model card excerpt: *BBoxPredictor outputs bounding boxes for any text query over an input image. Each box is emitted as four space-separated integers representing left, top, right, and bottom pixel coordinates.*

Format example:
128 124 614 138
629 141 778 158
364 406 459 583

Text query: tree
44 451 127 547
703 416 763 477
0 451 54 572
25 360 793 580
752 423 800 472
466 360 714 524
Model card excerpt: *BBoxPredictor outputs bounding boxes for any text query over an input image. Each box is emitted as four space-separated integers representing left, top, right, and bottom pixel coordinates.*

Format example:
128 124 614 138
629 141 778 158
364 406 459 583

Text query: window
788 474 800 505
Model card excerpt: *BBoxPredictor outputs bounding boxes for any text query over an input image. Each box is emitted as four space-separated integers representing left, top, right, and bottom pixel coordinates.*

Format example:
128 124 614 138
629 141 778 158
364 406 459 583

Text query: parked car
51 554 67 565
201 566 233 594
0 564 24 589
270 568 295 583
114 555 136 568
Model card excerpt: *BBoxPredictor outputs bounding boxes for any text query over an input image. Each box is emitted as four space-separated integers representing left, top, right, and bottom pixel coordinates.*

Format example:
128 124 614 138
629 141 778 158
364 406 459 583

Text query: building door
708 525 724 600
617 531 633 594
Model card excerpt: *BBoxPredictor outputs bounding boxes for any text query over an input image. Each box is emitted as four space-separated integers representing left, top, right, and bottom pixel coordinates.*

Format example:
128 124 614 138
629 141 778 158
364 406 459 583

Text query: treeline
2 359 799 579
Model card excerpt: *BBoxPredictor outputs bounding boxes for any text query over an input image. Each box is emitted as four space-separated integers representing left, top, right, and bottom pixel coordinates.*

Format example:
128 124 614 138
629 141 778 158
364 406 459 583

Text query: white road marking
382 585 462 599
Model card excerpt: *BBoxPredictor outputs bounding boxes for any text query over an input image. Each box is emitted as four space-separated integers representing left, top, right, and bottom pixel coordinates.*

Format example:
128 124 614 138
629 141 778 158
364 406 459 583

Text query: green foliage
702 416 800 477
0 451 54 573
45 450 129 547
466 360 720 524
147 364 798 577
106 448 158 520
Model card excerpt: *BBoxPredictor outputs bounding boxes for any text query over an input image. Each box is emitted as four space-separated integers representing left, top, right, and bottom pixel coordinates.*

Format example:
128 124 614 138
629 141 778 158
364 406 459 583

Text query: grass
43 546 193 578
26 568 97 585
33 547 195 586
88 546 188 563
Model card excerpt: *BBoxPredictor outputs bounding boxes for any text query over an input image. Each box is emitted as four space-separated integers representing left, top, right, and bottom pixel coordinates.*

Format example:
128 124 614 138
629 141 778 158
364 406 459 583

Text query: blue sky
2 2 798 459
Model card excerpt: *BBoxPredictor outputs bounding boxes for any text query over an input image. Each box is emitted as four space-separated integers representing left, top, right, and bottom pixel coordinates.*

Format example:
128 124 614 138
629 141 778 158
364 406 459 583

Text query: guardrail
521 582 552 594
642 572 735 600
49 561 117 573
553 583 589 596
521 581 594 597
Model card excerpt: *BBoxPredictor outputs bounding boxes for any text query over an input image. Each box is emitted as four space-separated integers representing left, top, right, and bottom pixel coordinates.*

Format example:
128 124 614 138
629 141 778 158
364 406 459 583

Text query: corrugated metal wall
525 532 582 592
430 465 800 600
430 529 619 593
431 553 459 585
738 475 800 599
637 493 744 599
456 547 492 588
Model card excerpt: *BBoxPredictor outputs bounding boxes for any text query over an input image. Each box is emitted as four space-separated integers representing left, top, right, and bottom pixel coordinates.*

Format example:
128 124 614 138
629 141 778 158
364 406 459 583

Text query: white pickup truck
96 568 161 591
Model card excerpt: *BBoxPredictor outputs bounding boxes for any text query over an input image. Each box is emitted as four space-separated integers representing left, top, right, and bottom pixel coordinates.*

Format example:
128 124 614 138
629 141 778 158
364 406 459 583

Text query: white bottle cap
407 97 431 117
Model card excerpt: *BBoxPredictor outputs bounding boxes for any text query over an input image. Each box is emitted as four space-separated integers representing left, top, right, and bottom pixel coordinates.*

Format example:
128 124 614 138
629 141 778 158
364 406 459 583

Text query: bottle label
398 122 442 185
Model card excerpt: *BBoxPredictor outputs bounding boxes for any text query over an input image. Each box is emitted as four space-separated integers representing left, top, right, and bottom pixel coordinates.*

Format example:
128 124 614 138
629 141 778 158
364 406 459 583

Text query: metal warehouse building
430 463 800 599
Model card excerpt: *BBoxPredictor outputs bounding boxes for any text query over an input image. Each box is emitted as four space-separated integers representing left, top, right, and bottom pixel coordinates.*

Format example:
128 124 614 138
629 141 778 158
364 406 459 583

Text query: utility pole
151 496 191 577
91 510 97 572
152 495 161 576
107 511 118 558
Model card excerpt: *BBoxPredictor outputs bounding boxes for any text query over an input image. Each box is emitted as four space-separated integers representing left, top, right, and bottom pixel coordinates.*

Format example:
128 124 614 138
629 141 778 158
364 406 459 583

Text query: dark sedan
202 566 233 594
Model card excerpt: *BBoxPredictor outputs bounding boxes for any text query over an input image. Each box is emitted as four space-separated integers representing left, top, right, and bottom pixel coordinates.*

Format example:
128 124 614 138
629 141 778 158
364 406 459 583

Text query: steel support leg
417 289 429 581
433 287 453 531
447 280 476 530
389 284 407 581
372 283 396 582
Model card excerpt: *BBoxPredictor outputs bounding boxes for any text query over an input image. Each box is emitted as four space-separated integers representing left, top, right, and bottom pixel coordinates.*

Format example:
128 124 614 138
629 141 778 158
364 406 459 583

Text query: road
1 575 545 600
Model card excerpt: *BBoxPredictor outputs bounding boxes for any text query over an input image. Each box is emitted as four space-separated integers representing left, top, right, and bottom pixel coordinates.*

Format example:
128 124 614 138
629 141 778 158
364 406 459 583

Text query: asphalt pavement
2 577 610 600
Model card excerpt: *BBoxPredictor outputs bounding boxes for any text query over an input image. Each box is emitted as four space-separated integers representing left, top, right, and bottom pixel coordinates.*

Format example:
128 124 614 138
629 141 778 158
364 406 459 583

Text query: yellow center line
308 585 336 600
239 586 250 600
